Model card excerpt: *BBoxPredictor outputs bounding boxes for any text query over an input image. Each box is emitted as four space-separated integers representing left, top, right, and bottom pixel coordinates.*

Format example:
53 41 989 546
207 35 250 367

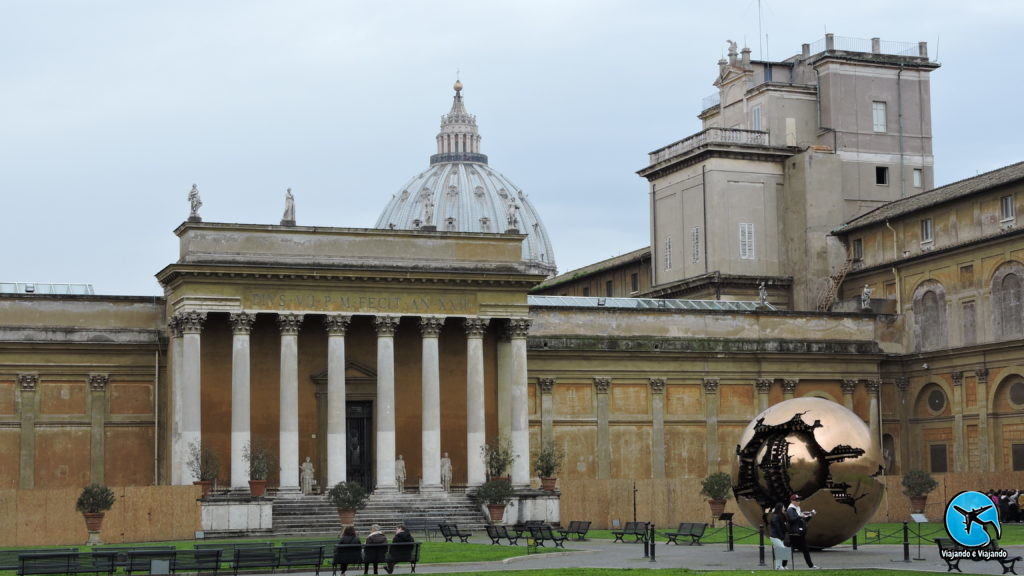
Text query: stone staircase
272 494 343 536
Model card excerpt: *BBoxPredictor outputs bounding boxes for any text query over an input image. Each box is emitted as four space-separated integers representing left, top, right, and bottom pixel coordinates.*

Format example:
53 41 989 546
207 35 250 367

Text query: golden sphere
454 80 463 92
732 397 884 548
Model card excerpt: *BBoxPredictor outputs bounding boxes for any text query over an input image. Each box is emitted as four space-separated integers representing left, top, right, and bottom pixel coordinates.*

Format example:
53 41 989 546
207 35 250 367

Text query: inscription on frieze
246 291 476 314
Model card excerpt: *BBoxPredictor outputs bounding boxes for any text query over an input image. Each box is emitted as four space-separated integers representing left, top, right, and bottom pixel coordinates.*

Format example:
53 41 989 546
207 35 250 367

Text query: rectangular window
630 273 639 293
872 101 887 132
605 280 613 297
1013 444 1024 471
852 238 863 261
921 218 933 243
582 286 590 297
691 227 701 263
875 166 889 185
751 105 762 131
739 223 755 260
913 168 923 188
962 300 977 346
1002 195 1015 221
664 236 672 270
929 444 948 473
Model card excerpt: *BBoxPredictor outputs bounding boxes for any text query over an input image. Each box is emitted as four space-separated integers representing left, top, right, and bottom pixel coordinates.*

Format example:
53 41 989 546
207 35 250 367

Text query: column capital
229 312 256 335
18 373 38 391
841 379 858 394
976 367 989 384
374 315 401 336
649 378 666 394
419 316 445 337
951 371 964 386
324 314 352 336
862 379 881 394
506 318 532 339
755 378 773 393
538 377 555 394
168 315 183 338
178 310 207 334
277 313 304 335
593 377 612 394
896 376 910 393
88 373 109 392
464 317 490 338
782 379 798 394
703 378 719 394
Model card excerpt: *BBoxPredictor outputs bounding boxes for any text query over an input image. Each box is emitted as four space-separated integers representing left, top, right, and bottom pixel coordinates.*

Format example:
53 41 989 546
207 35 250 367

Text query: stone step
269 492 488 536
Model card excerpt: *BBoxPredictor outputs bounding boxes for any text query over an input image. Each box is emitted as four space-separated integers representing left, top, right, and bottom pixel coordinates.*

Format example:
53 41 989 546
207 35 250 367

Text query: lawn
421 570 955 576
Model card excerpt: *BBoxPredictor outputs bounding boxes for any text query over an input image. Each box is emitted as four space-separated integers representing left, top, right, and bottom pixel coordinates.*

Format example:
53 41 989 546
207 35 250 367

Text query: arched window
912 281 947 352
993 262 1024 340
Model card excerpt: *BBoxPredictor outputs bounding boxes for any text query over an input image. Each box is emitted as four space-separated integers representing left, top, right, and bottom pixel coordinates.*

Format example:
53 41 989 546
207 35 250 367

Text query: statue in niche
758 281 768 307
188 184 202 219
423 197 435 224
440 452 453 492
861 284 872 309
300 456 315 495
349 435 361 465
282 188 296 223
395 454 407 492
506 199 519 229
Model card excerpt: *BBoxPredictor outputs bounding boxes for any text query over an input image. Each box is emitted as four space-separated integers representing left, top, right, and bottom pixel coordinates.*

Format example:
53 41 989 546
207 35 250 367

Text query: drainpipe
886 220 902 311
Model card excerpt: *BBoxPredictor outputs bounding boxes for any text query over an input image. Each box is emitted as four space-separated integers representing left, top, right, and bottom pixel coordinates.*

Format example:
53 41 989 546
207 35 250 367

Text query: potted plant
535 440 564 491
700 471 733 517
243 440 275 498
481 436 517 481
187 441 220 497
475 478 514 523
76 484 115 544
327 481 368 526
901 469 938 513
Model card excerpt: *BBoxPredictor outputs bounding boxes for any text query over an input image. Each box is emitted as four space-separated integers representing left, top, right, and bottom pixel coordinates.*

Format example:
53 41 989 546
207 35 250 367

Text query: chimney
919 41 928 59
741 46 751 68
871 37 880 54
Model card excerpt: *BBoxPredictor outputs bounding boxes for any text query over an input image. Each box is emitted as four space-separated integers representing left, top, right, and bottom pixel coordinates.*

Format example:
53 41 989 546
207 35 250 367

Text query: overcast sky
3 1 1021 296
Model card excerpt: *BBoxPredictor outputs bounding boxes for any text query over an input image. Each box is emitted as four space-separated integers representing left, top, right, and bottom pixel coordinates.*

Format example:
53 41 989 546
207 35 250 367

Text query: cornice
638 145 793 181
528 336 883 355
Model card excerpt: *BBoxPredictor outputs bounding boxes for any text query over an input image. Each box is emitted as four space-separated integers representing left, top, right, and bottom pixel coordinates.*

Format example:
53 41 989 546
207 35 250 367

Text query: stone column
650 378 666 479
18 373 38 489
89 374 108 484
465 317 489 487
977 368 991 471
782 379 798 401
168 316 184 486
538 378 555 444
325 314 351 488
897 377 910 475
951 371 964 473
374 315 400 492
704 378 720 472
755 378 772 413
841 379 857 411
278 313 304 492
180 311 206 484
508 318 531 489
864 379 880 448
229 312 255 490
420 316 444 492
594 377 612 479
497 334 512 439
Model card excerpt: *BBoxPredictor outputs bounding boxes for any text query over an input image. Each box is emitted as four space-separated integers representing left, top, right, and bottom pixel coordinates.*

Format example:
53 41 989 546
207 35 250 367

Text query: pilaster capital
649 378 666 394
538 377 555 394
229 312 256 335
419 316 445 337
755 378 773 393
464 317 490 338
862 379 881 394
896 376 910 393
89 373 109 392
277 313 304 335
951 371 964 386
593 377 612 394
177 310 207 334
841 379 858 394
976 368 989 384
324 314 352 336
167 315 183 338
506 318 532 339
374 315 401 336
18 373 38 391
782 379 798 394
703 378 719 394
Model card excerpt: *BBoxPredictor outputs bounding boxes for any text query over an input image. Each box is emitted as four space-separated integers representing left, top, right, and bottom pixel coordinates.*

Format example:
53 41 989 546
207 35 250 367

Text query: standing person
364 524 387 575
768 502 792 570
385 525 415 574
335 526 360 576
786 494 819 569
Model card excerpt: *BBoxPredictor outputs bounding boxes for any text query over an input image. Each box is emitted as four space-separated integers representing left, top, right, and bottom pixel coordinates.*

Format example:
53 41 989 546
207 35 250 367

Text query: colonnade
168 311 532 492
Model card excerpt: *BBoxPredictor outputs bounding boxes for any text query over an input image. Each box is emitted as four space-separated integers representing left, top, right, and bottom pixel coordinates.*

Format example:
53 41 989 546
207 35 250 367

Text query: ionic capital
229 312 256 335
703 378 719 394
840 379 858 394
506 318 532 339
324 314 352 336
374 315 401 336
649 378 666 394
538 377 555 394
177 310 207 334
755 378 773 393
18 373 38 391
951 371 964 387
419 316 445 337
89 373 109 392
277 313 304 335
464 317 490 338
593 377 611 394
782 379 798 394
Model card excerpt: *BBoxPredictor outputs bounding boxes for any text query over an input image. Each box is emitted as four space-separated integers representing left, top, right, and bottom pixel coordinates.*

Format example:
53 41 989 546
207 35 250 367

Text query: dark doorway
347 401 374 492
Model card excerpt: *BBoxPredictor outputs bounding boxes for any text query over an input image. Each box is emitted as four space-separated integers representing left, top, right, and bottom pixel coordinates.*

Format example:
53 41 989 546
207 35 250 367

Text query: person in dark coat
335 525 360 575
768 502 792 569
385 525 415 574
786 494 819 569
364 524 387 575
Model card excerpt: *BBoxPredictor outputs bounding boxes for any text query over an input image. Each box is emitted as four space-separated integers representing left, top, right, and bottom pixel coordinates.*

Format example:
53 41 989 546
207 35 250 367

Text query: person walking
768 502 792 569
786 494 819 569
364 524 387 575
335 525 360 575
385 525 415 574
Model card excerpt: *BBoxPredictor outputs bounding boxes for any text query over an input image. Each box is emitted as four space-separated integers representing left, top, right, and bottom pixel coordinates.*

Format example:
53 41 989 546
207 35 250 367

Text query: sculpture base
280 219 296 227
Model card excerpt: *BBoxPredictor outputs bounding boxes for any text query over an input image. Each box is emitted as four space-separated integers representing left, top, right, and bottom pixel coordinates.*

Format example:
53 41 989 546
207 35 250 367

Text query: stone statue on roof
281 188 295 225
188 184 202 220
506 199 519 229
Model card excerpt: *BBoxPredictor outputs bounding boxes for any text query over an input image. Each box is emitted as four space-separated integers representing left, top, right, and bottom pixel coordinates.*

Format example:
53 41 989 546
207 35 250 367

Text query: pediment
310 360 377 382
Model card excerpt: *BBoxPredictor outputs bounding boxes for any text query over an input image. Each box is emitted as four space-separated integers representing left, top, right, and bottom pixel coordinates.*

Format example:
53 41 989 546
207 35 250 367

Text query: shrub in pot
76 484 115 544
901 469 938 513
243 440 275 498
700 471 733 517
475 478 514 523
481 436 517 481
534 440 564 491
187 442 220 497
327 481 368 526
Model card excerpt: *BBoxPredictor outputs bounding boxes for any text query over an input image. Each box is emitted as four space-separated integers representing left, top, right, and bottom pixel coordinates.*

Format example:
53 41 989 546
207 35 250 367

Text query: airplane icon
953 504 995 534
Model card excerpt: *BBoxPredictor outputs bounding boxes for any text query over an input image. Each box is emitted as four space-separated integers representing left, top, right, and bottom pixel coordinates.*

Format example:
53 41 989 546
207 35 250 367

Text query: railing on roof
648 127 769 165
807 34 926 59
701 92 721 111
0 282 95 295
528 295 774 312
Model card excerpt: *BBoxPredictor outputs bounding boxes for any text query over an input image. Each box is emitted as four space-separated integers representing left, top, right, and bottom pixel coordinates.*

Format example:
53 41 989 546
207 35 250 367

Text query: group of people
987 489 1024 522
767 494 820 570
336 524 415 575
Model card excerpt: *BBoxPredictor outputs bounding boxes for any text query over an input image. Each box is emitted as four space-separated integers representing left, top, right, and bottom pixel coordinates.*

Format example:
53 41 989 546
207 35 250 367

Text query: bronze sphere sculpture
732 397 884 548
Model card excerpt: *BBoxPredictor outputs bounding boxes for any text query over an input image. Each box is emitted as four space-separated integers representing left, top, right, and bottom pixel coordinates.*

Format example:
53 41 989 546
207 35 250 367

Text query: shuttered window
739 223 755 260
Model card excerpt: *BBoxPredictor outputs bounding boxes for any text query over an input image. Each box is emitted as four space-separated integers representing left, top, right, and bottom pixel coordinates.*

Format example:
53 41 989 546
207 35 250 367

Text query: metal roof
0 282 95 295
528 295 774 312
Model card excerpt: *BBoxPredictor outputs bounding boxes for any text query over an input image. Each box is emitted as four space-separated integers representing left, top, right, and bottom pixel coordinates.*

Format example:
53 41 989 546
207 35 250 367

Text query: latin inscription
247 292 474 314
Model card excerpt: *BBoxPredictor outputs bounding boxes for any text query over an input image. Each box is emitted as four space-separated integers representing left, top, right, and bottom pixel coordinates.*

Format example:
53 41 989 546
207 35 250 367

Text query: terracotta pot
910 495 928 513
337 508 357 526
708 498 727 517
83 512 105 532
540 477 557 491
248 479 267 498
193 480 212 498
487 503 507 523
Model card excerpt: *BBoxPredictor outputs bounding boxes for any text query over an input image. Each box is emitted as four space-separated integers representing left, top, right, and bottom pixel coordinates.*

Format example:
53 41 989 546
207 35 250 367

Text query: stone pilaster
755 378 772 413
277 313 304 492
594 377 612 479
863 379 881 447
496 332 512 440
650 378 666 479
951 371 964 473
703 378 720 472
229 312 255 489
18 373 38 489
465 317 489 487
89 374 108 484
179 310 206 484
374 315 401 492
324 314 351 487
507 318 531 488
841 379 858 411
897 377 910 475
168 316 184 485
782 378 798 400
538 378 555 445
420 316 444 492
977 368 991 471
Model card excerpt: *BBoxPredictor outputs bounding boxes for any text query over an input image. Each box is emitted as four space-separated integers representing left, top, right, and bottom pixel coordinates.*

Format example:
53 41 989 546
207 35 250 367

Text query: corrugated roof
528 295 775 312
835 161 1024 234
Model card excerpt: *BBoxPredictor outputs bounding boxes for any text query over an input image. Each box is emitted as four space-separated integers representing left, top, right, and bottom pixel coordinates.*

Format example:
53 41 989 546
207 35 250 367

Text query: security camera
922 363 929 370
